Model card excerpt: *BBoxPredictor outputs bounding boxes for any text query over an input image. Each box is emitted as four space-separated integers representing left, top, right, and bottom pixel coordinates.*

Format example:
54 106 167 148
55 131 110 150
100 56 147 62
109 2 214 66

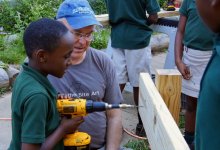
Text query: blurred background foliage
0 0 167 64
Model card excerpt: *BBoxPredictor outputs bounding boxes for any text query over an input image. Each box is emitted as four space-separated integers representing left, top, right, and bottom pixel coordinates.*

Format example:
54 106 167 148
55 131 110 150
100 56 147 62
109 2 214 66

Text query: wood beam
139 73 189 150
96 9 179 26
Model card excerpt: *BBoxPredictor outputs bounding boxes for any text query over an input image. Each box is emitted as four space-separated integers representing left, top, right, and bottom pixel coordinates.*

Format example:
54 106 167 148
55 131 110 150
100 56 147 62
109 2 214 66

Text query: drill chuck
86 100 107 113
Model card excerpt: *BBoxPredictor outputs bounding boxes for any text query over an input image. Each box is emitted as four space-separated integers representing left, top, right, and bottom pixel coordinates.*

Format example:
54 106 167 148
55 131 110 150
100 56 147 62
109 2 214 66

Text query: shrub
0 33 25 64
0 0 107 34
158 0 169 9
124 140 149 150
0 0 62 33
88 0 107 15
91 27 110 50
0 0 110 64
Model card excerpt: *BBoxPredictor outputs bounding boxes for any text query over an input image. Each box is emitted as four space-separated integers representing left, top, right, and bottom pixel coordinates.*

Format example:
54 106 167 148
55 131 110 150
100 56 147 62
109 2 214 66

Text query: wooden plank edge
139 73 189 150
95 10 179 26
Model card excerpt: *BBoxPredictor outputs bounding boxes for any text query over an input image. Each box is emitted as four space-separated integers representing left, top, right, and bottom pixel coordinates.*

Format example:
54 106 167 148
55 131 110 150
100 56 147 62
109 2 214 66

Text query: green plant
91 27 110 50
158 0 168 9
179 113 185 129
0 0 62 33
124 139 149 150
0 35 5 51
88 0 107 15
0 33 25 64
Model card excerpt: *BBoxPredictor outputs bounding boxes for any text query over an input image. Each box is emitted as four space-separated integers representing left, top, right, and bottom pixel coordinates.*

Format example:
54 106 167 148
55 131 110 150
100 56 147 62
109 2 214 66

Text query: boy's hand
60 116 84 134
176 61 191 80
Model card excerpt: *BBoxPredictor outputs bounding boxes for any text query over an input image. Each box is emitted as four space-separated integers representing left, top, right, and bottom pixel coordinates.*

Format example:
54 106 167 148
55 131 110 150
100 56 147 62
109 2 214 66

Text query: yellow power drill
57 98 137 150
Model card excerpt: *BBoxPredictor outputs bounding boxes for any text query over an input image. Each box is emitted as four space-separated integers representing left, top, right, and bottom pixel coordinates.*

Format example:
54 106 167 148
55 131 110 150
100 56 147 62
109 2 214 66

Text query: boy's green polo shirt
9 63 63 150
195 35 220 149
179 0 214 50
105 0 160 49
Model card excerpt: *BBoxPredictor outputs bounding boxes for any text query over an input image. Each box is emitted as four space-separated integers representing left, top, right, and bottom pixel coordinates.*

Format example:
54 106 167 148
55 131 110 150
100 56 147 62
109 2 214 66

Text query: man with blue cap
48 0 123 149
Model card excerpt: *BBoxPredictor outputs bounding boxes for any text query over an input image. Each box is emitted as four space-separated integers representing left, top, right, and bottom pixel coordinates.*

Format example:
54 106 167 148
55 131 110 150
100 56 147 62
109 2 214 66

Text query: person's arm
146 0 160 25
175 14 191 80
101 51 123 149
105 109 122 150
21 116 83 150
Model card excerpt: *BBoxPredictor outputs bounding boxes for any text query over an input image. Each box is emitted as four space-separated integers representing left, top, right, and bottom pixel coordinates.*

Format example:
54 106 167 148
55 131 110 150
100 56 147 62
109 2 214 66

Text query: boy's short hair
23 18 69 58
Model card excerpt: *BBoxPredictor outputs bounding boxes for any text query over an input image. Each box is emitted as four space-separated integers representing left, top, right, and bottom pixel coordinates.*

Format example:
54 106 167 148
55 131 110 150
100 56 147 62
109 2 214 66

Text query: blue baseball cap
56 0 102 29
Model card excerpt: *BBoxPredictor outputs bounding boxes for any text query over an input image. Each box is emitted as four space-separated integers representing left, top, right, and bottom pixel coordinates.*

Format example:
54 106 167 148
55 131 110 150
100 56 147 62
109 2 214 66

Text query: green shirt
9 63 63 150
105 0 160 49
195 34 220 149
179 0 214 50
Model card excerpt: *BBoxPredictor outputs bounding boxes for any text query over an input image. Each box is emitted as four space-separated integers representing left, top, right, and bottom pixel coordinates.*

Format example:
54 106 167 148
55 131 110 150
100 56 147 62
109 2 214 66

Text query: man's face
196 0 220 33
70 25 94 60
45 31 74 78
59 18 95 61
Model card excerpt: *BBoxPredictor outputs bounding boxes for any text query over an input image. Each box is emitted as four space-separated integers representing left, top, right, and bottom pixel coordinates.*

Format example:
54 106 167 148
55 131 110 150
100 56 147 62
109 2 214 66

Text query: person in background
8 18 83 150
105 0 160 137
48 0 123 149
175 0 215 149
195 0 220 149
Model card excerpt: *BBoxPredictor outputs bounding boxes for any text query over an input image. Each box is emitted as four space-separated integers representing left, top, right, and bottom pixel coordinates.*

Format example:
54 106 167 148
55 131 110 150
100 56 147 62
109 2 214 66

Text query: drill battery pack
64 131 91 150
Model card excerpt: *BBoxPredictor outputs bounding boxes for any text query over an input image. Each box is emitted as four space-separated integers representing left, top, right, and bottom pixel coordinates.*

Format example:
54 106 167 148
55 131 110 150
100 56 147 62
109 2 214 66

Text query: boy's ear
36 49 47 63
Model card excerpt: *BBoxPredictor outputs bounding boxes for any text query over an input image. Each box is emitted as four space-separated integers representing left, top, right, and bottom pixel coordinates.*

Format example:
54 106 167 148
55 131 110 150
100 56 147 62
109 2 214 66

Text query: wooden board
139 73 189 150
96 9 179 26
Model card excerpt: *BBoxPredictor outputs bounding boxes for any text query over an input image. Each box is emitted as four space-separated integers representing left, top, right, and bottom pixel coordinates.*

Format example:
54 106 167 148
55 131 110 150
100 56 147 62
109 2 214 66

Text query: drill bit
105 104 142 109
119 104 140 108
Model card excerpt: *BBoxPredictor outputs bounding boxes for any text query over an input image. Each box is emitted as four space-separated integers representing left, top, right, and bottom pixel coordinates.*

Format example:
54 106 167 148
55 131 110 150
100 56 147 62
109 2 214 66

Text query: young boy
8 18 83 150
195 0 220 149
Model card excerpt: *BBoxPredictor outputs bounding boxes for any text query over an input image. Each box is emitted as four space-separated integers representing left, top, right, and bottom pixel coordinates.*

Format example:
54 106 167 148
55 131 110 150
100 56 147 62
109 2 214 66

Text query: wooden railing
95 10 179 26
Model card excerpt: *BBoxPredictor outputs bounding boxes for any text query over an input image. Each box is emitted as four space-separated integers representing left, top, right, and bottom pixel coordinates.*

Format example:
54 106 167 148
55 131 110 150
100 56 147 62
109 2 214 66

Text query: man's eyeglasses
72 31 93 41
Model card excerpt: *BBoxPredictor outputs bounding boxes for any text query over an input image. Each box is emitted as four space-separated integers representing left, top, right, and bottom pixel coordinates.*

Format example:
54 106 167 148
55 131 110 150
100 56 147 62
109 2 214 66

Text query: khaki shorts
182 46 212 98
110 46 152 87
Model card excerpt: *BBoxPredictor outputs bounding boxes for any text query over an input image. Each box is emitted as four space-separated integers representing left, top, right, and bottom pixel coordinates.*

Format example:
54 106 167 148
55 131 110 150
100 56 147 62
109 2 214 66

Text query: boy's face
45 31 74 78
196 0 220 33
